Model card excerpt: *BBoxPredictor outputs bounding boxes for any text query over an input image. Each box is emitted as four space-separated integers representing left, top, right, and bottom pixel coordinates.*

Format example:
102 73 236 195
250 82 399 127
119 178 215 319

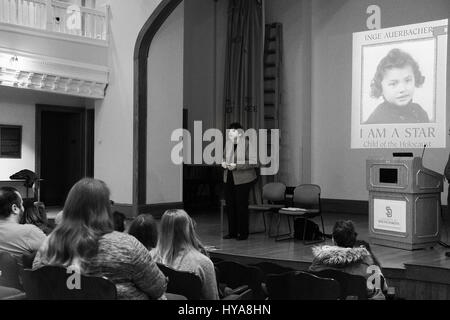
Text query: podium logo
385 206 393 218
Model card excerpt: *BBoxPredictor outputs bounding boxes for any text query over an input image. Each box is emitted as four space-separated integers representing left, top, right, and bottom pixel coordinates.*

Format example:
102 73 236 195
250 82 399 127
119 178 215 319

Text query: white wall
147 2 184 204
0 30 108 66
184 0 228 135
94 0 162 204
0 86 86 180
265 0 312 186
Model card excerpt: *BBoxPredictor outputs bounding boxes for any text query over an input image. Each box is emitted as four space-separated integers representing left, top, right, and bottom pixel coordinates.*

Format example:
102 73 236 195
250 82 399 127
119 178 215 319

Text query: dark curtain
223 0 264 131
223 0 264 206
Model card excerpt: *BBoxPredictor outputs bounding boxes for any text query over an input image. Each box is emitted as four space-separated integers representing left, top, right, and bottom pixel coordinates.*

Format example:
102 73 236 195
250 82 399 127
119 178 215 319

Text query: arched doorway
133 0 183 215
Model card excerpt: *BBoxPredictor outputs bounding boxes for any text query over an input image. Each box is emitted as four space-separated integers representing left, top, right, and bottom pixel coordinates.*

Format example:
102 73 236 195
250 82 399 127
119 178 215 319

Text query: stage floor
192 210 450 272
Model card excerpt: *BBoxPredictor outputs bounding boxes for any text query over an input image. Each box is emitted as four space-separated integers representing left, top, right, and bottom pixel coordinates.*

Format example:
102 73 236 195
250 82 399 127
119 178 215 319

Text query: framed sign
373 198 406 233
0 125 22 158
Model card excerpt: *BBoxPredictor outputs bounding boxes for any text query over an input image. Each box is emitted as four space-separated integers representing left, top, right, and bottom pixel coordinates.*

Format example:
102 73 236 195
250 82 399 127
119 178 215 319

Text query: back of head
113 211 126 232
332 220 357 248
44 178 113 268
128 214 158 250
20 199 42 226
228 122 243 130
0 187 21 219
156 209 206 265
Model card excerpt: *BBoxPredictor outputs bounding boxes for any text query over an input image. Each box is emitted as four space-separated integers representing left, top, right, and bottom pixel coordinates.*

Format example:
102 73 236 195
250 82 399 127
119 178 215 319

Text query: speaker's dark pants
225 173 253 238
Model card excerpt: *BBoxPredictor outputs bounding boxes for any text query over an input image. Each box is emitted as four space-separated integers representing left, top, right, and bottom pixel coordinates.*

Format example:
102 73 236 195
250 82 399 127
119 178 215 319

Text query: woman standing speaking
222 123 258 241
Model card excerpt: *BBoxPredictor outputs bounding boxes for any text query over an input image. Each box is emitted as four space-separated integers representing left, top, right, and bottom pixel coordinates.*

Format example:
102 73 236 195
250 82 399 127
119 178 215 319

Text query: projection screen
351 19 448 149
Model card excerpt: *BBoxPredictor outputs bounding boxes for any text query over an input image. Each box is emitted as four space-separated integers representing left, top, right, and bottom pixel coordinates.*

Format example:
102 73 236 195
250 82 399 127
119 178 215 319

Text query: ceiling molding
0 48 108 99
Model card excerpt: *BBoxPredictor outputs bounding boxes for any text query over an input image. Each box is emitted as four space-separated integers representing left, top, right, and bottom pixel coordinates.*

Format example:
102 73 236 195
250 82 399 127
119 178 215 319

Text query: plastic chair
215 261 264 299
276 184 325 243
266 271 340 300
248 183 287 235
22 266 117 300
311 269 368 300
0 251 22 290
157 263 202 300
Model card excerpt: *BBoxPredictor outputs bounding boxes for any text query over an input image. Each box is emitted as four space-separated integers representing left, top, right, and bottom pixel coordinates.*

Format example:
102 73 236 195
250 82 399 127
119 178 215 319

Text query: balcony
0 0 109 44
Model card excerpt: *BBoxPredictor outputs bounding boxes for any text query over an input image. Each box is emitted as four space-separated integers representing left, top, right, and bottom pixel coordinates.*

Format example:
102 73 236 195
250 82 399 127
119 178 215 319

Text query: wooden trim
111 203 134 218
321 199 448 216
138 202 184 219
133 0 183 216
112 202 184 219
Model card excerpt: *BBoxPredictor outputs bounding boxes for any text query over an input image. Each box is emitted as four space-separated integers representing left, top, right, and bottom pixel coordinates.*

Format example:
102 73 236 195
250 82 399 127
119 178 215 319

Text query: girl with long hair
154 209 218 300
33 178 167 300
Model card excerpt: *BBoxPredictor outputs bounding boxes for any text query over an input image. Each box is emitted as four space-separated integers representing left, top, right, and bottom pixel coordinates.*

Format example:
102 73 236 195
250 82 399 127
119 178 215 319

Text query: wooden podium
366 157 443 250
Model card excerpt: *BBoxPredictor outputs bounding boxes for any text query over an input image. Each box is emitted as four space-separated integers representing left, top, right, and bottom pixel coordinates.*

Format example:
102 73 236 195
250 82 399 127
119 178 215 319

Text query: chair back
22 251 37 270
157 263 202 300
293 184 321 209
0 251 22 290
251 262 295 281
266 271 297 300
312 269 368 300
22 266 117 300
215 261 264 299
262 183 286 203
291 271 340 300
266 271 340 300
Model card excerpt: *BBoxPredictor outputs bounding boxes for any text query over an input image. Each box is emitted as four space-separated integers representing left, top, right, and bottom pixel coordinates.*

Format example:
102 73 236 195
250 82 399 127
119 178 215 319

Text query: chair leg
262 212 267 233
320 215 325 239
275 215 293 241
287 217 292 234
303 218 307 242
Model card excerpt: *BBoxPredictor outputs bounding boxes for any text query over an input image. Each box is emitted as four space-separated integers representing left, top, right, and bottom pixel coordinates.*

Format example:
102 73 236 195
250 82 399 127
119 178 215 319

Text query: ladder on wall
263 23 282 181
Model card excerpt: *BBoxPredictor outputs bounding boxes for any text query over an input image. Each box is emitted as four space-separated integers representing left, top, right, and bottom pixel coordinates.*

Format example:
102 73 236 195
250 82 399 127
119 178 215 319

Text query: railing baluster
2 0 108 41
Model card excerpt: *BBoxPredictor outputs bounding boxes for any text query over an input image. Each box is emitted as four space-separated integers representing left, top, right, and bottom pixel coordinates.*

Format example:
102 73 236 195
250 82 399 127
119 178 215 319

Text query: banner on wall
351 19 448 149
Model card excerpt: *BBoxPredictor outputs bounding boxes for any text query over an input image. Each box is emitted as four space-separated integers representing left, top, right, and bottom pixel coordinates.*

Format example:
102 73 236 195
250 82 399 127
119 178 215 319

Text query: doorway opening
36 105 94 207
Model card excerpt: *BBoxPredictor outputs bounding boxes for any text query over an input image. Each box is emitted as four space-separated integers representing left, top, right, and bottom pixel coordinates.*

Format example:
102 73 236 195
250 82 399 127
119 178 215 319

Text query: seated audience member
32 178 168 300
0 187 46 264
154 209 219 300
113 211 126 232
128 214 159 253
309 220 386 299
20 199 53 235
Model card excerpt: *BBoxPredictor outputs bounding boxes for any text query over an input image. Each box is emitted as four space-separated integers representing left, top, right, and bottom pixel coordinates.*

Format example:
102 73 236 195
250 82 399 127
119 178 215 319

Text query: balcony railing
0 0 109 41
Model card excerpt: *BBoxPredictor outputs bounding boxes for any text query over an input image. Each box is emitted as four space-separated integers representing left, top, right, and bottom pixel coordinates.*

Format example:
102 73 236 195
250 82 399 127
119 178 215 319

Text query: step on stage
193 210 450 300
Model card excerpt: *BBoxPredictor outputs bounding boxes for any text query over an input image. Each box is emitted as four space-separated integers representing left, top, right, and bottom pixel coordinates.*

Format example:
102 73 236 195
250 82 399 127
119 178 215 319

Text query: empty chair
248 183 286 235
276 184 325 243
215 261 264 299
311 269 368 300
157 263 202 300
22 266 117 300
0 251 22 290
266 271 340 300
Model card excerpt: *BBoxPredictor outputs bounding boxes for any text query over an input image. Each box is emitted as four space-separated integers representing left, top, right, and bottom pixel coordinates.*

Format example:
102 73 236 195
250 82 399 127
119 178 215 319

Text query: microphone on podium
421 144 427 159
